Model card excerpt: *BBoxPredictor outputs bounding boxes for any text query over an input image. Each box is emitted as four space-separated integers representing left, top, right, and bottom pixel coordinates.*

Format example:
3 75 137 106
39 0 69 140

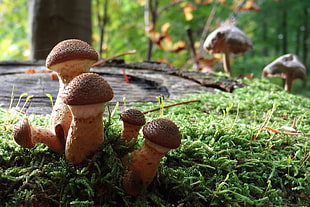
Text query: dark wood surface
0 60 243 114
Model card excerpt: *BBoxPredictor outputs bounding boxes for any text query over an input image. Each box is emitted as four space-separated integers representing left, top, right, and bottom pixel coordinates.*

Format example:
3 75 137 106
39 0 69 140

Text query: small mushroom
262 54 306 92
46 39 99 139
122 118 181 195
13 118 64 152
62 73 114 164
203 25 252 77
120 108 146 145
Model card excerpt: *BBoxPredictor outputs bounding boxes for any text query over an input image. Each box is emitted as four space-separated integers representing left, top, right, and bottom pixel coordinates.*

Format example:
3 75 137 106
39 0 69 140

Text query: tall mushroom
262 54 306 92
120 108 146 145
203 25 252 77
122 118 181 195
13 118 64 152
46 39 99 139
62 73 113 164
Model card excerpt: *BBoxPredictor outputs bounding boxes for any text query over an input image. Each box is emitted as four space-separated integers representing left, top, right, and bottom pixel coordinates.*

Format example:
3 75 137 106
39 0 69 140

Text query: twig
143 99 201 114
263 126 310 136
186 27 199 70
198 0 219 55
92 50 136 67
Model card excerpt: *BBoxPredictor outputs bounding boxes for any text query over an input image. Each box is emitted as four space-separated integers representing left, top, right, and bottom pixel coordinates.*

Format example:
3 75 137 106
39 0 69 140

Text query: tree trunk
281 0 287 54
28 0 92 60
302 7 308 66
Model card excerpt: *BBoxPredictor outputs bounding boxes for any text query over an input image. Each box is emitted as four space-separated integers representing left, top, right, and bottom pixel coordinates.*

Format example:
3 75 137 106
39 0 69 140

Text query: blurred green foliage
0 0 28 60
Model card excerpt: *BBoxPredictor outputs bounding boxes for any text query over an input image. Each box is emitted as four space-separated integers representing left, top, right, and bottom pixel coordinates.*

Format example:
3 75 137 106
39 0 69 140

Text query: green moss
0 78 309 206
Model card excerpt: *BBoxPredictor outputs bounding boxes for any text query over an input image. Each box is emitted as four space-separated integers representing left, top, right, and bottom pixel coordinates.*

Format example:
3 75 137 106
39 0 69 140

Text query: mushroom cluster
12 39 182 196
14 39 99 154
13 39 115 165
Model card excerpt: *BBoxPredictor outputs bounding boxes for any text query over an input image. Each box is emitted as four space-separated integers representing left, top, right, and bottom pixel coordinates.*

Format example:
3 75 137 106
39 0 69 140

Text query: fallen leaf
25 69 35 74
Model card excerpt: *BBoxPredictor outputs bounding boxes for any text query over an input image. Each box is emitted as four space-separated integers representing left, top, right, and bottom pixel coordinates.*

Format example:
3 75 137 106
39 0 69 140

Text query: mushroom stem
285 74 293 92
223 50 232 77
127 140 169 187
65 103 105 164
13 118 64 152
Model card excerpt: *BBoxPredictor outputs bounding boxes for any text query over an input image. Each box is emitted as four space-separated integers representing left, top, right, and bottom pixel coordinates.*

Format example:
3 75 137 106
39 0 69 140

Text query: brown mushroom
46 39 99 139
120 108 146 145
13 118 64 152
62 73 113 164
122 118 181 195
203 25 252 77
262 54 306 92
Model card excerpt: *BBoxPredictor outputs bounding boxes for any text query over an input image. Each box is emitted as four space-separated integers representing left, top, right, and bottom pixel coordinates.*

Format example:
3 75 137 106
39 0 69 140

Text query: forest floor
0 77 309 207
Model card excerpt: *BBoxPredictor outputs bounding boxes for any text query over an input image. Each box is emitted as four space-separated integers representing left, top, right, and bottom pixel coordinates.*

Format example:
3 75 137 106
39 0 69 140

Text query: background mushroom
203 25 253 77
262 53 306 92
120 108 146 145
46 39 99 140
62 73 113 164
13 118 64 152
122 118 181 195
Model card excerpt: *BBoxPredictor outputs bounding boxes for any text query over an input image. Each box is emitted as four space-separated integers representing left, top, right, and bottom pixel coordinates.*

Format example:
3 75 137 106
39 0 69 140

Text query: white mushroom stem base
65 103 105 165
223 50 232 77
127 139 170 187
284 75 293 92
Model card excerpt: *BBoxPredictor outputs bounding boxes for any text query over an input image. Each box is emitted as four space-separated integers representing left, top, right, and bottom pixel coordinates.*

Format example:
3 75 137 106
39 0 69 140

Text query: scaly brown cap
62 73 114 105
13 118 34 148
46 39 99 68
120 109 146 126
142 118 181 149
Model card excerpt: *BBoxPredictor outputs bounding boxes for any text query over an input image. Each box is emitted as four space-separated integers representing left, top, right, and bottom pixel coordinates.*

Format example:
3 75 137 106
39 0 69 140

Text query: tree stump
0 60 244 114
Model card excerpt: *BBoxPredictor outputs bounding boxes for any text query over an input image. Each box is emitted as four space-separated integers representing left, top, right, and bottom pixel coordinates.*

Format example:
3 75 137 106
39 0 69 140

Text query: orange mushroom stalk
13 118 64 152
62 73 114 165
122 118 182 195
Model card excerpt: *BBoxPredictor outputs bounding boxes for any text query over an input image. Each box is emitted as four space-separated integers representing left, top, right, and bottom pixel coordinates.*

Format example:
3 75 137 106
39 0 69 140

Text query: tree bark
28 0 92 60
281 0 287 54
302 7 308 66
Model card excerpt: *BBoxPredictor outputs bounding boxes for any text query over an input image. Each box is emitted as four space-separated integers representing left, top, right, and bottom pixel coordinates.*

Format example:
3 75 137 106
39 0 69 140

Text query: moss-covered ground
0 77 309 207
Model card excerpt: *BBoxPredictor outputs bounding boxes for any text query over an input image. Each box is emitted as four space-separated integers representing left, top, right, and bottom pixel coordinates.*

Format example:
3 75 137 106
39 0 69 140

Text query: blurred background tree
0 0 309 93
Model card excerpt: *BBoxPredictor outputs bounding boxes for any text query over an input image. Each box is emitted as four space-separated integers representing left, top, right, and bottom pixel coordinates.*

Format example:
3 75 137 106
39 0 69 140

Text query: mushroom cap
203 25 253 54
142 118 181 149
262 54 306 80
62 73 114 105
13 118 34 148
120 109 146 126
46 39 99 68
